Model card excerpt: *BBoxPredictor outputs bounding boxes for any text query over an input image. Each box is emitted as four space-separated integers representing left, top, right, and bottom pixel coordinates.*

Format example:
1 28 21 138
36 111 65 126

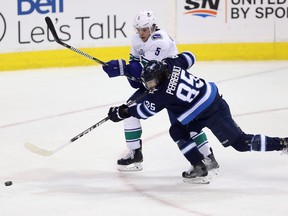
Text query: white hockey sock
124 116 142 150
190 131 212 157
198 143 211 157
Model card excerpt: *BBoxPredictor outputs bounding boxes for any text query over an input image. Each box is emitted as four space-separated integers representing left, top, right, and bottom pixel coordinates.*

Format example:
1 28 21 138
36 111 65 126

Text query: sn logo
184 0 220 18
17 0 64 15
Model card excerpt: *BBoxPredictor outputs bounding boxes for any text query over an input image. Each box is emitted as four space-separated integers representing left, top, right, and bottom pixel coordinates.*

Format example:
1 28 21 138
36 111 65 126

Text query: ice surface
1 61 288 216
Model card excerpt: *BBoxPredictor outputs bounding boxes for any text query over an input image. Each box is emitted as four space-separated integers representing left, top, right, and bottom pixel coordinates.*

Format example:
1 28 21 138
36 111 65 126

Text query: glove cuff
119 104 131 119
118 59 126 76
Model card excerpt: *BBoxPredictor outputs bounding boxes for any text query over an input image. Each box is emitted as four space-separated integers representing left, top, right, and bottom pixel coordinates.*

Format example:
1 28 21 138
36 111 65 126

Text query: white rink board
0 0 287 53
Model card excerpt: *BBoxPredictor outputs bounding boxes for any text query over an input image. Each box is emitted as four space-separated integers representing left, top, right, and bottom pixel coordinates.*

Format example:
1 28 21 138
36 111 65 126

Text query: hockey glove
102 59 126 78
108 104 131 122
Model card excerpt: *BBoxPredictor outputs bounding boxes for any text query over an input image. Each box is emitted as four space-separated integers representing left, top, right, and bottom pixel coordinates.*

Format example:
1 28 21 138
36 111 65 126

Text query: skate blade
117 163 143 172
183 176 210 184
208 168 220 178
183 168 220 184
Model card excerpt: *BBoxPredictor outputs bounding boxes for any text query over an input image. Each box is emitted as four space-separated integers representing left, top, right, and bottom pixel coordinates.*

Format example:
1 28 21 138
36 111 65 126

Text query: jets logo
0 13 6 42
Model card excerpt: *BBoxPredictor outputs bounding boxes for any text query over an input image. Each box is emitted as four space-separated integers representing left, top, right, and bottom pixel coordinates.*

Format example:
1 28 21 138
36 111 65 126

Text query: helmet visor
143 79 158 91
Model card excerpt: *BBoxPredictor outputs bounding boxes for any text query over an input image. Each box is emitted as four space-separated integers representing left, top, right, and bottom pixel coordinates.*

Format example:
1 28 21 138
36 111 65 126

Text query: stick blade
45 16 60 41
25 142 54 156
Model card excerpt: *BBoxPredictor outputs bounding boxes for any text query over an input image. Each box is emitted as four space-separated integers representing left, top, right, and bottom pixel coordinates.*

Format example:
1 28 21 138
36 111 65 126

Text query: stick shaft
69 91 148 143
25 91 148 156
70 116 110 142
45 17 106 65
45 16 142 83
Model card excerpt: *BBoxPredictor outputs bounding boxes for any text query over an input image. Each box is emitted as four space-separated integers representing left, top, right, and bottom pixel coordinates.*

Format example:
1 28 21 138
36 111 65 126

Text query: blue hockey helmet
141 60 166 90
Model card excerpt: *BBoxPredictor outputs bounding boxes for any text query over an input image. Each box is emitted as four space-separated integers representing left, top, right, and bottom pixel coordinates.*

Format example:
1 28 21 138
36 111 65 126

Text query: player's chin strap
24 90 149 157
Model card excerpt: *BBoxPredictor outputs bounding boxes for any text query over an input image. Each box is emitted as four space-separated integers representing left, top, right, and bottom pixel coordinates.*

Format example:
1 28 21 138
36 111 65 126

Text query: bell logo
184 0 220 18
0 13 6 42
17 0 64 15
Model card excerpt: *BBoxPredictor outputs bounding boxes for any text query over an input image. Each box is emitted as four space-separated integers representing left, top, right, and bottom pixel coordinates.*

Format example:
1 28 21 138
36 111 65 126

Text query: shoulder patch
152 34 163 40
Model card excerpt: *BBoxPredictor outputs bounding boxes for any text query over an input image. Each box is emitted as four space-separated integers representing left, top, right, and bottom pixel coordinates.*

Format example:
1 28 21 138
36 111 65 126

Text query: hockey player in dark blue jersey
108 60 288 181
104 51 219 173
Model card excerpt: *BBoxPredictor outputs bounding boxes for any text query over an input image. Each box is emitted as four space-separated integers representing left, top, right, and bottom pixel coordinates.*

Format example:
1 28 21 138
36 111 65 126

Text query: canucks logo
184 0 220 18
152 33 163 40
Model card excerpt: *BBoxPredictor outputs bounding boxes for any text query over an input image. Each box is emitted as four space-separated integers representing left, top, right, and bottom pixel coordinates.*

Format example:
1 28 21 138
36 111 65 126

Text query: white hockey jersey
130 29 178 64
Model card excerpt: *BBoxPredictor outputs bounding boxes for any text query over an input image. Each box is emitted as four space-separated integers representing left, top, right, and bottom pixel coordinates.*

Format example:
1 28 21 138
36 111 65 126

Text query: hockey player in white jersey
102 10 219 172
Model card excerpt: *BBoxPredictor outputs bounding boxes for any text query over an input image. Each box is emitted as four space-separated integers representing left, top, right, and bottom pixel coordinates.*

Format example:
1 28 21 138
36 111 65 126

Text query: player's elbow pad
178 51 196 69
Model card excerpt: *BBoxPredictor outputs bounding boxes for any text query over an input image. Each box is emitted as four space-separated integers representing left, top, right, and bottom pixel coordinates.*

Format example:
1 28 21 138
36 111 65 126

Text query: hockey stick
45 16 107 65
45 16 140 82
25 90 149 156
25 116 109 156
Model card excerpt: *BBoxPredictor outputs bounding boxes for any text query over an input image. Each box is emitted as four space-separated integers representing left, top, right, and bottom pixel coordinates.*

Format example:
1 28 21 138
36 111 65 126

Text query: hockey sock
191 131 211 157
250 134 284 151
177 138 204 165
124 116 142 150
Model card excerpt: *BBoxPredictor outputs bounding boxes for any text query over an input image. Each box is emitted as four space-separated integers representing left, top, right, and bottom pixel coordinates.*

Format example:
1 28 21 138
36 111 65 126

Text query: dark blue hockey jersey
127 65 218 125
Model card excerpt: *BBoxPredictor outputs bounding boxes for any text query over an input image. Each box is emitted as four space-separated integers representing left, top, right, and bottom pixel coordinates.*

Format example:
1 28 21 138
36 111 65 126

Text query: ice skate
117 143 143 172
182 161 209 184
203 148 220 176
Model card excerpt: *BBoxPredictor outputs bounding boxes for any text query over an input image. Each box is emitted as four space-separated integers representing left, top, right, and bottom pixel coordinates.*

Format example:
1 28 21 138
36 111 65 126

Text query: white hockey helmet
133 10 157 31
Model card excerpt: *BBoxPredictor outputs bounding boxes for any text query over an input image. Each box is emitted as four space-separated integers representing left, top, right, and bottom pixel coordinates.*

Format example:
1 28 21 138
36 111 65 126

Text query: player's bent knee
169 123 190 142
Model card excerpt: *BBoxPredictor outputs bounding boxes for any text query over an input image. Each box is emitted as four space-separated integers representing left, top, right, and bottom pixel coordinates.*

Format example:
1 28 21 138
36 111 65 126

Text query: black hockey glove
108 104 131 122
